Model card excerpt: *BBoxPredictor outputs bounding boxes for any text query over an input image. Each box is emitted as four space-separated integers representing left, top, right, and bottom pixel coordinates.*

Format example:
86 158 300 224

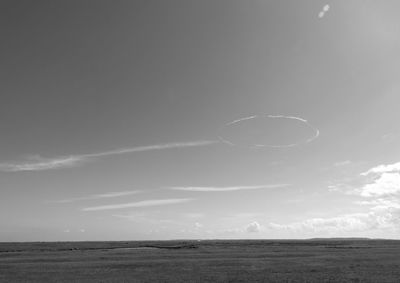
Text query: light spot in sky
318 4 330 18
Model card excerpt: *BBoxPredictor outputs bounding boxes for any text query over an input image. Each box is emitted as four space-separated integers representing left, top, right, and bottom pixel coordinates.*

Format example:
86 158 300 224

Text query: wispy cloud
361 162 400 176
0 155 84 172
269 208 400 233
382 133 399 143
360 172 400 197
112 211 183 226
0 140 217 172
81 140 218 158
334 160 352 167
355 198 400 210
169 184 289 192
82 198 194 211
49 190 142 204
269 213 374 232
353 162 400 198
218 221 266 235
313 161 400 236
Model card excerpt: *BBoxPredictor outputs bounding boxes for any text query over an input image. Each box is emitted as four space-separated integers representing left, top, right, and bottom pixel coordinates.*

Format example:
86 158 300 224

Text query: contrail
0 140 219 172
82 198 194 211
0 114 321 172
169 184 290 192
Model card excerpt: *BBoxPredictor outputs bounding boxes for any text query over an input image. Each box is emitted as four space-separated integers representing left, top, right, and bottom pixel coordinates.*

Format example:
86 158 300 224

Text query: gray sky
1 0 400 241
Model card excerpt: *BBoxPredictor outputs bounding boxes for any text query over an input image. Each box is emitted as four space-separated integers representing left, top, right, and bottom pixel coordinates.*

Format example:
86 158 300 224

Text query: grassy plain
1 239 400 282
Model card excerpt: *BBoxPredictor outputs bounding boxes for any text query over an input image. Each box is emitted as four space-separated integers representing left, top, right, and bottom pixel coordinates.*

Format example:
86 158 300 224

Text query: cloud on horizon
314 161 400 235
0 141 217 172
268 211 398 233
246 221 262 233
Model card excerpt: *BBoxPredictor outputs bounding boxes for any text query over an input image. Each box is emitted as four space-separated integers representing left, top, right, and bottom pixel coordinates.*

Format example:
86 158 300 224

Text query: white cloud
82 140 218 158
95 191 141 198
0 155 84 172
312 161 400 235
183 213 205 219
50 190 142 203
270 213 379 232
361 162 400 176
355 162 400 198
270 208 400 233
82 198 193 211
328 184 352 193
246 221 261 233
355 198 400 210
382 133 398 142
0 141 217 172
170 184 289 192
360 173 400 197
334 160 351 167
112 212 182 226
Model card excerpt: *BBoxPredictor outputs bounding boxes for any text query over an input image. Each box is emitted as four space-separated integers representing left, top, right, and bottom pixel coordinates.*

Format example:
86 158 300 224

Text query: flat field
1 239 400 282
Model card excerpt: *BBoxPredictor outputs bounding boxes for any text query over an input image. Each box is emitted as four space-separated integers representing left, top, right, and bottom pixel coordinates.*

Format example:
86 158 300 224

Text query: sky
1 0 400 241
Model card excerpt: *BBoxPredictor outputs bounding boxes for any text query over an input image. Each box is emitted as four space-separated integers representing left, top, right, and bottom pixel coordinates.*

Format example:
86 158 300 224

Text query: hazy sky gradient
1 0 400 241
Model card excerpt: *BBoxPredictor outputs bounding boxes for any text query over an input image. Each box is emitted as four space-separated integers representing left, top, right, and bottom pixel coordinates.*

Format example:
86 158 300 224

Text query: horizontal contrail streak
82 140 218 158
170 184 290 192
82 198 194 211
0 140 219 172
48 190 142 203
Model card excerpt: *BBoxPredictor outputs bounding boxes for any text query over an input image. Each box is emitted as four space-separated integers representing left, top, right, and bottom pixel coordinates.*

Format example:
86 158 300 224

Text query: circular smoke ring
217 114 320 148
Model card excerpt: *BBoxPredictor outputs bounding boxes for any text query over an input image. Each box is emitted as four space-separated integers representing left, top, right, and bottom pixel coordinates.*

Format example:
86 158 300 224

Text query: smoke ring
217 114 320 148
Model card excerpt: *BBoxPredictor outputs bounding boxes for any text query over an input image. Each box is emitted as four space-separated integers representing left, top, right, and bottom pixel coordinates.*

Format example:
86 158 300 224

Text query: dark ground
1 239 400 282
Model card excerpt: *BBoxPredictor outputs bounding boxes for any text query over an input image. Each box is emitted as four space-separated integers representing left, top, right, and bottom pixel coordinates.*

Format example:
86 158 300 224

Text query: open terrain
1 239 400 282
